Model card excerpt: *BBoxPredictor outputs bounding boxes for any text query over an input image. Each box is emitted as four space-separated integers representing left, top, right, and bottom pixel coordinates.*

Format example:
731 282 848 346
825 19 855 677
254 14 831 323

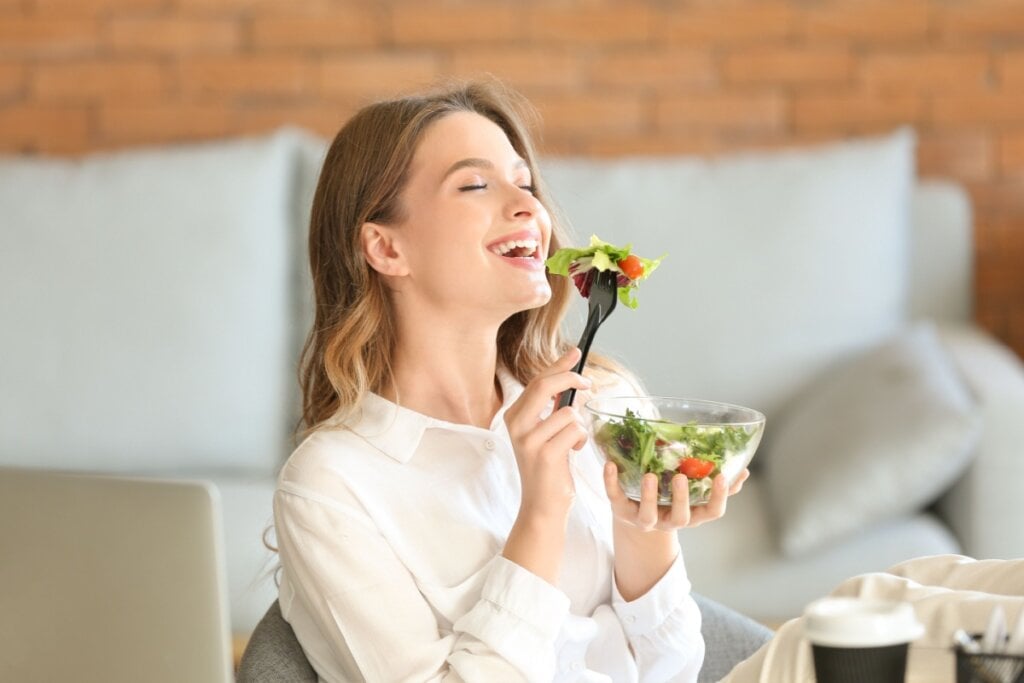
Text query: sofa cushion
541 128 915 420
762 322 981 557
0 129 305 474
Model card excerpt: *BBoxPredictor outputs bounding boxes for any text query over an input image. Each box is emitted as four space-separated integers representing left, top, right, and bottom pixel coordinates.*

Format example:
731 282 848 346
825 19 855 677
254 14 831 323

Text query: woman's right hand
502 347 592 525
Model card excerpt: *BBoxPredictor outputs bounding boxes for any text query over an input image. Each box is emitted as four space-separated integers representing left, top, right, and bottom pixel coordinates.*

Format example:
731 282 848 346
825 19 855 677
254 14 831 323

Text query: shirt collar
346 366 525 464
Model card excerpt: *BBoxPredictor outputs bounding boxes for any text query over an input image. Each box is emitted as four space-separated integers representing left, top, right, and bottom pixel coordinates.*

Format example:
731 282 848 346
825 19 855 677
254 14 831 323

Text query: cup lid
803 597 925 648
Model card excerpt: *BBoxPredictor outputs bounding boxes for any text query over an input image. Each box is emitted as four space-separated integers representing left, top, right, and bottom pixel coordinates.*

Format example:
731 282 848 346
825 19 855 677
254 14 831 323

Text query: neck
385 317 504 429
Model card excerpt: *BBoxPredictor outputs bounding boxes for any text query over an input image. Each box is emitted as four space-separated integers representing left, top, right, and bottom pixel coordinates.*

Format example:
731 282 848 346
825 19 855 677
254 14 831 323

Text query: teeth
491 238 538 257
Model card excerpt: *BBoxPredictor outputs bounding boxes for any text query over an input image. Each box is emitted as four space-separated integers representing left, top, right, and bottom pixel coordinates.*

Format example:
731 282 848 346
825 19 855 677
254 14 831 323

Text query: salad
545 235 664 309
592 408 757 504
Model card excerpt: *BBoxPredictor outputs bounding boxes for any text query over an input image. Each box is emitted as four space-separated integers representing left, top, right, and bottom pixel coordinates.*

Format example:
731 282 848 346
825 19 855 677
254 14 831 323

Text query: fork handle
557 304 604 409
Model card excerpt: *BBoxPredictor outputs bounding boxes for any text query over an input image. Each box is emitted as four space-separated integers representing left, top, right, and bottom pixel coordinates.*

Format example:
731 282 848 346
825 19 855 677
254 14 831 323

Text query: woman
273 79 747 682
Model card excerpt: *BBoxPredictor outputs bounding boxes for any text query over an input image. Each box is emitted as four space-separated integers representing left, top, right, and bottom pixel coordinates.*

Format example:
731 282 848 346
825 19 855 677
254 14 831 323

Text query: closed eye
520 184 536 195
458 184 487 192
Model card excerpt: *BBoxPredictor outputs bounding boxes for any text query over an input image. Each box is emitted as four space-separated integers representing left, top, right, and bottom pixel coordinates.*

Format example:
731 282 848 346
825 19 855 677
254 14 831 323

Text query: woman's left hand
603 463 750 532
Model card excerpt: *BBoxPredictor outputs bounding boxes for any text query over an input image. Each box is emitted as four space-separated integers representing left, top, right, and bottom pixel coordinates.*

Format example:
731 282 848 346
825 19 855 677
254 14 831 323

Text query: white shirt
273 368 704 682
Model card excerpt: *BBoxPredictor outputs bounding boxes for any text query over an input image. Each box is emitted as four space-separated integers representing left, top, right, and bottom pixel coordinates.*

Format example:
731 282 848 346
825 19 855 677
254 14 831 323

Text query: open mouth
489 238 540 260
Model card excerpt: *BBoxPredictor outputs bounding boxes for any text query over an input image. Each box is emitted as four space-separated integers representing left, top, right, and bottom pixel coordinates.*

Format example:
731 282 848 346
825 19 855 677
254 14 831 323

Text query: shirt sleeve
274 484 571 683
611 552 705 683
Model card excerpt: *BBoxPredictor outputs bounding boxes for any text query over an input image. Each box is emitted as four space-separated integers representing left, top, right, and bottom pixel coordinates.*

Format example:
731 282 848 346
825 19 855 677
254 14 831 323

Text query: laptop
0 467 234 683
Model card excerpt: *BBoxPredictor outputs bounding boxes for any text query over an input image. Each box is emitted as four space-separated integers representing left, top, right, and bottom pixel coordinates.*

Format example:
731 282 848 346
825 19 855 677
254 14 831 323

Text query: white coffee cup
804 597 924 683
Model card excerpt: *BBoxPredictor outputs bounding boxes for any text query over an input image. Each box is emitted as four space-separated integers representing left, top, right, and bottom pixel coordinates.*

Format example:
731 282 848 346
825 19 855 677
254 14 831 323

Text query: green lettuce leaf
545 234 665 309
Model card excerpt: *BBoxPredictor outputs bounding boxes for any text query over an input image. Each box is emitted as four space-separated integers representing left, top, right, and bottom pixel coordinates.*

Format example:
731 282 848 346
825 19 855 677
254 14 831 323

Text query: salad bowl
586 396 765 506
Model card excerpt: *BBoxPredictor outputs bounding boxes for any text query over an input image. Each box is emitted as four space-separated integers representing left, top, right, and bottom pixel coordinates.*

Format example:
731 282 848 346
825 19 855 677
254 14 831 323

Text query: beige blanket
722 554 1024 683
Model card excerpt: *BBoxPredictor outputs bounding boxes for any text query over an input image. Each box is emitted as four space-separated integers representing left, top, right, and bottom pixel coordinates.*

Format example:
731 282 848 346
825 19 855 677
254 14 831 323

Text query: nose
505 184 541 221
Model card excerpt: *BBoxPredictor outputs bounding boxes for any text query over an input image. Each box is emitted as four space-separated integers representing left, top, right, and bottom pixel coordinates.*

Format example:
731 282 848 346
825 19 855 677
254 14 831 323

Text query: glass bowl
585 396 765 505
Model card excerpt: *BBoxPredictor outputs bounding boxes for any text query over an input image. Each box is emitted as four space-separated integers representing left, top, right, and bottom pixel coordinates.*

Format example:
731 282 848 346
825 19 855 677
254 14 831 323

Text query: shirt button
484 439 496 450
571 662 583 671
625 615 637 624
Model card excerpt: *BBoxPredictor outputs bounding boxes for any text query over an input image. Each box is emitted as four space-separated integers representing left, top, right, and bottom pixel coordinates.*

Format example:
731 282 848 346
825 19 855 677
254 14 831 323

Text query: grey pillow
763 323 981 557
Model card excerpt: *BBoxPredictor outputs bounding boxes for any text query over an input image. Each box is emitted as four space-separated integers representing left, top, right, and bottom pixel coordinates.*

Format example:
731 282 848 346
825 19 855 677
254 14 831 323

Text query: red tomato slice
679 457 715 479
618 254 644 280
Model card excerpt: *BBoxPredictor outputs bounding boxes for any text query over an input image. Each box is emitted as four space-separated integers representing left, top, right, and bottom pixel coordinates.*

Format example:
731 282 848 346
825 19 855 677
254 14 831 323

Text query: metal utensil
558 269 619 408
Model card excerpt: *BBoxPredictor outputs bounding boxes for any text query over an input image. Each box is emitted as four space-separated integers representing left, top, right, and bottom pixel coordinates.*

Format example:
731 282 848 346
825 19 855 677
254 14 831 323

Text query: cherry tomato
617 254 644 280
678 457 715 479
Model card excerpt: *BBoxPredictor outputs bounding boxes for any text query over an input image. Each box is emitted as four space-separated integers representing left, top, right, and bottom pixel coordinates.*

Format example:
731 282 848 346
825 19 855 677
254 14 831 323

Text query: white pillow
0 129 305 474
762 322 981 557
542 128 915 420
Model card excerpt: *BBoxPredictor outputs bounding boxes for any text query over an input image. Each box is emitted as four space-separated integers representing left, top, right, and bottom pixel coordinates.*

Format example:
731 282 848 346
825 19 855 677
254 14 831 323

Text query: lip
486 229 546 270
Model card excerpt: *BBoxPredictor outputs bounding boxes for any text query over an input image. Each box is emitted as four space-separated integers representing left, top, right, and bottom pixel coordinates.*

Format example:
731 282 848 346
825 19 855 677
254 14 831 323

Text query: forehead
411 111 523 175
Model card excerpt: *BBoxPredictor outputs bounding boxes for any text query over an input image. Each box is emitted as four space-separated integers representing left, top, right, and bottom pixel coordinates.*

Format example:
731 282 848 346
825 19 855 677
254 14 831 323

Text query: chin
512 282 552 311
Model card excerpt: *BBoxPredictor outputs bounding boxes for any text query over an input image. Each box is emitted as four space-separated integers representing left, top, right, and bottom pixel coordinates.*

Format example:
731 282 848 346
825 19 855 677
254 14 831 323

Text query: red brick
580 133 718 158
450 48 582 92
0 18 98 56
0 62 25 98
937 3 1024 42
177 56 314 98
1000 130 1024 175
32 0 164 15
976 260 1024 301
661 3 795 45
724 47 852 86
862 51 992 93
989 214 1024 253
800 1 929 42
173 0 320 11
0 105 90 153
529 93 646 136
1008 310 1024 361
916 131 995 183
528 6 652 45
793 92 924 133
32 60 166 102
966 177 1024 214
319 53 440 100
249 9 383 50
933 94 1024 127
99 102 231 145
587 49 715 91
998 51 1024 88
391 5 521 45
656 92 785 134
235 103 354 139
107 18 240 54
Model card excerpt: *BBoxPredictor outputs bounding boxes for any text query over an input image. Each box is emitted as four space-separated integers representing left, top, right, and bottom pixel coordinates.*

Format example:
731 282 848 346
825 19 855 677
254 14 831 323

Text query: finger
542 419 589 462
698 474 729 522
512 370 591 425
668 474 692 527
728 468 750 495
603 461 629 505
635 473 660 530
526 406 580 447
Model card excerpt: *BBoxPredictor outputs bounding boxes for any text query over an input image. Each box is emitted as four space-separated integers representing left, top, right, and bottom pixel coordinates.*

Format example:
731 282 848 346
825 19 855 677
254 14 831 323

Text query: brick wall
2 0 1023 358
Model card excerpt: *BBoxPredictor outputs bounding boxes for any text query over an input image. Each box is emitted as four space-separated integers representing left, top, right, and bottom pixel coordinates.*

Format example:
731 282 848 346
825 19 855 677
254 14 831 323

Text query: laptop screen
0 467 234 683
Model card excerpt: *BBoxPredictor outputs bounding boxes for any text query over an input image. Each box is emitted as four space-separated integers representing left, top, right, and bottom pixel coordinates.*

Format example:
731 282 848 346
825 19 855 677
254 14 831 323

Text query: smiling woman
270 79 749 683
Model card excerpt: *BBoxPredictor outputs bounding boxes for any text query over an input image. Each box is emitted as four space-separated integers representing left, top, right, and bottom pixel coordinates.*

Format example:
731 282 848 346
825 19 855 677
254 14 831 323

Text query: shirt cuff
482 555 571 641
611 551 692 638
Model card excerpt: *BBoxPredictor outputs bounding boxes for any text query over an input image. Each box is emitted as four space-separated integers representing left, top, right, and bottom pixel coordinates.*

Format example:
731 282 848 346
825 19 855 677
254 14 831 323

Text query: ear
360 222 409 277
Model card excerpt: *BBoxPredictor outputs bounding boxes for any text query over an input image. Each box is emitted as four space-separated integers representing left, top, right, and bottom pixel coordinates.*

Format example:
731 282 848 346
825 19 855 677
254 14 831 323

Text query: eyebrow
442 157 528 181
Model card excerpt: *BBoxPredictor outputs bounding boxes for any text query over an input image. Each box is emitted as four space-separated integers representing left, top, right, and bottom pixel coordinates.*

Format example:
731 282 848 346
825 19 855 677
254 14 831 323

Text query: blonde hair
298 79 627 437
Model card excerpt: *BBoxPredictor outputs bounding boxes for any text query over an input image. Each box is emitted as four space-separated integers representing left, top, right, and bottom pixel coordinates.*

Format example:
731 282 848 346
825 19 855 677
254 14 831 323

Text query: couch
2 126 1022 636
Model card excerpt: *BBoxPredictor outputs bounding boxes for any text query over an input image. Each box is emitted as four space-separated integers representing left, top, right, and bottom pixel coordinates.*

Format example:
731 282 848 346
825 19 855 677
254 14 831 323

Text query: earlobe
361 222 408 277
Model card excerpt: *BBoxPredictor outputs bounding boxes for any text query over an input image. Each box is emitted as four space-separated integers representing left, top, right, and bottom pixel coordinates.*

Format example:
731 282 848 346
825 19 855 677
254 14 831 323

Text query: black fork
558 269 619 408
